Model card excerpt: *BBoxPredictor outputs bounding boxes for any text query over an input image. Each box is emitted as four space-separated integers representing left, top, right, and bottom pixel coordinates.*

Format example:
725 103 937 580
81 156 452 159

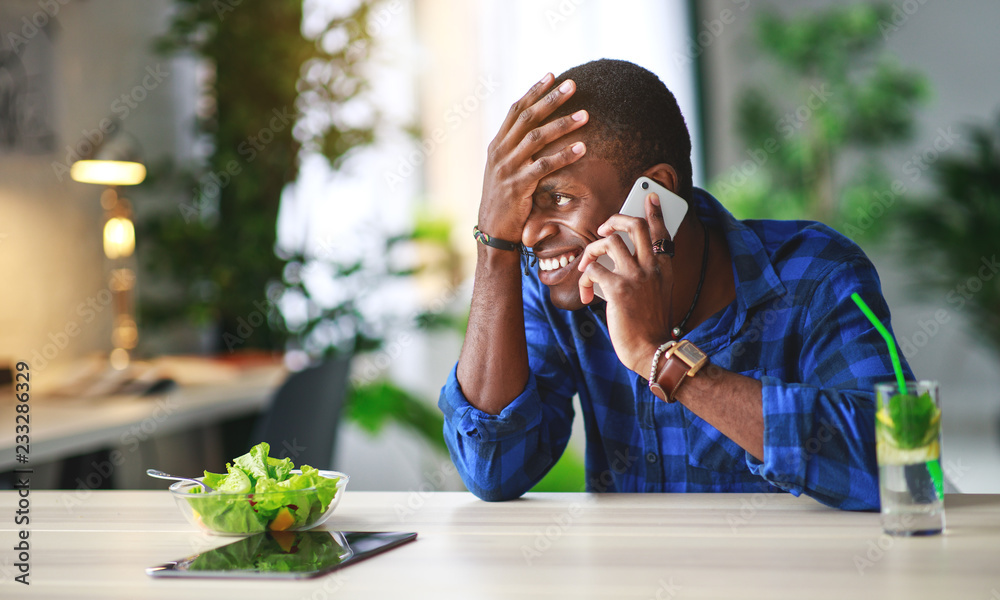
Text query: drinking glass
875 380 945 536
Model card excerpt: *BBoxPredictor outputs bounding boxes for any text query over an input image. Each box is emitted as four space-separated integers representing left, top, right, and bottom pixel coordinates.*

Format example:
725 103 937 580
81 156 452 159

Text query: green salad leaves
185 442 341 534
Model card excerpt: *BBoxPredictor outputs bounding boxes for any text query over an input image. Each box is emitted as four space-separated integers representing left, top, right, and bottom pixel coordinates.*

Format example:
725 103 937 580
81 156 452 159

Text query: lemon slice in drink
876 414 940 465
877 439 939 465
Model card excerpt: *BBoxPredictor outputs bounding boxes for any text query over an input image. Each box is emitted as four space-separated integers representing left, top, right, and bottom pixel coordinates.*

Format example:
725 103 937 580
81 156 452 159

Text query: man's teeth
539 253 578 272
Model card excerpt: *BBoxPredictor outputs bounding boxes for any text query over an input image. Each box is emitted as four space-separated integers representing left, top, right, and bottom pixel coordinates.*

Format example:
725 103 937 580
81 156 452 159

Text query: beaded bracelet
472 225 522 252
473 225 537 275
648 340 677 390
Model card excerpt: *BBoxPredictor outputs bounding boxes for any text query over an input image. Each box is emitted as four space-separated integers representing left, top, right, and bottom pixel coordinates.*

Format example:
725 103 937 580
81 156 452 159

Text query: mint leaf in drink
888 392 938 449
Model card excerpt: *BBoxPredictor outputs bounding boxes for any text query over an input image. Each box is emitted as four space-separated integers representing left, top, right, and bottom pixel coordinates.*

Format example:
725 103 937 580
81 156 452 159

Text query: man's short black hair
545 59 693 200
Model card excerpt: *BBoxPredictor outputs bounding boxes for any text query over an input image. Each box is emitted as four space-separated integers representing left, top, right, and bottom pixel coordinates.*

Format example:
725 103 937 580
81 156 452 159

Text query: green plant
529 447 587 493
142 0 379 351
898 114 1000 353
144 0 459 457
347 382 448 455
709 3 927 239
277 213 463 458
279 213 461 359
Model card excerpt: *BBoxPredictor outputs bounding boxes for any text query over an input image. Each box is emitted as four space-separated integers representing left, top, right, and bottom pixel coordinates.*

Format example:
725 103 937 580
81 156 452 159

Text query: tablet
147 530 417 579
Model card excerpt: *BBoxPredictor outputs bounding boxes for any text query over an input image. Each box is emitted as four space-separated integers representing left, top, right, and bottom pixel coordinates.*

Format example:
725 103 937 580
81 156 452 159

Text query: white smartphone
593 176 688 300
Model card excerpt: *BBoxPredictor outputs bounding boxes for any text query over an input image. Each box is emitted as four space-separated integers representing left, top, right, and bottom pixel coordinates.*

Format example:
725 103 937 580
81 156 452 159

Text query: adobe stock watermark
213 0 243 21
648 577 683 600
393 461 458 521
545 0 586 30
344 0 404 61
941 456 973 487
730 294 796 359
896 254 999 361
844 126 960 238
712 84 834 197
586 449 639 493
519 454 637 565
26 272 132 372
674 0 750 66
294 570 350 600
0 555 16 581
878 0 931 41
51 64 170 181
221 292 282 352
853 456 971 575
520 502 584 565
59 395 180 511
351 280 467 387
384 75 500 190
270 438 308 461
552 313 603 367
726 416 843 532
4 0 72 55
853 526 912 575
179 106 294 223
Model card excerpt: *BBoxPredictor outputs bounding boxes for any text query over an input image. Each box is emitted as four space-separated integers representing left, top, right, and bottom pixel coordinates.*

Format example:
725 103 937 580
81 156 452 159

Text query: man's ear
642 164 679 195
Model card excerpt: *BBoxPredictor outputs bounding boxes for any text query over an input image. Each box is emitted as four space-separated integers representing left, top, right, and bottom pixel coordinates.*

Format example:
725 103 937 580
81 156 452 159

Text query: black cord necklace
671 219 710 339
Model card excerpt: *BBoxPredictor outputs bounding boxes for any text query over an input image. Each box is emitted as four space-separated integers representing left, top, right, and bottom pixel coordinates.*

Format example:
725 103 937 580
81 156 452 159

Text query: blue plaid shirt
439 188 912 510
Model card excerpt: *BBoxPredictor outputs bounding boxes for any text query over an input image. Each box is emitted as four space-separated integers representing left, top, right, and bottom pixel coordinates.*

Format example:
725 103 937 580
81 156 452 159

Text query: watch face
675 341 706 366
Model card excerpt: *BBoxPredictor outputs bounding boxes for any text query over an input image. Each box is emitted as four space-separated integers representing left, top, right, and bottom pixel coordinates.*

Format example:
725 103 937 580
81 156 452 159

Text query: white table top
2 490 998 599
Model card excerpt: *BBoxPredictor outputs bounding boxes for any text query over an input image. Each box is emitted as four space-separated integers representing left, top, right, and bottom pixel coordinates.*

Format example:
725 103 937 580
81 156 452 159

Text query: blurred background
1 0 997 494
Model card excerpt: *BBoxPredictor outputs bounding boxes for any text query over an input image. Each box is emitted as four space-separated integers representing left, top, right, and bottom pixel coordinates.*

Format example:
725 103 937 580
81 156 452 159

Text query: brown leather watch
649 340 708 403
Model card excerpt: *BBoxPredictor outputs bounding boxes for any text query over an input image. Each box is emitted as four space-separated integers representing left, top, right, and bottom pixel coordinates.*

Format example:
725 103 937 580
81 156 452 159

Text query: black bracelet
473 225 522 252
473 225 536 275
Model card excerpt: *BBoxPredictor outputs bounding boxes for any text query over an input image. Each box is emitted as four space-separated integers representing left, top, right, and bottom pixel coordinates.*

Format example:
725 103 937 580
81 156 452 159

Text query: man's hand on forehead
475 74 590 243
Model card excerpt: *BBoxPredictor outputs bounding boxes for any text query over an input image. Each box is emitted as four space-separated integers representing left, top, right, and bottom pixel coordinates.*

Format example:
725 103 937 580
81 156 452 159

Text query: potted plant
140 0 454 461
708 3 927 241
897 113 1000 352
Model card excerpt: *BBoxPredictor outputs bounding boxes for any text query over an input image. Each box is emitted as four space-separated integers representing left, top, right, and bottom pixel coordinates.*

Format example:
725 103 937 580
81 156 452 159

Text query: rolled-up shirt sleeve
438 280 577 501
745 257 913 511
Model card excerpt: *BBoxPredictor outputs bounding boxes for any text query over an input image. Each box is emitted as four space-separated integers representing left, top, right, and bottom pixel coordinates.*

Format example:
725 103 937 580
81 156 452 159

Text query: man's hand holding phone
577 189 683 376
477 74 589 243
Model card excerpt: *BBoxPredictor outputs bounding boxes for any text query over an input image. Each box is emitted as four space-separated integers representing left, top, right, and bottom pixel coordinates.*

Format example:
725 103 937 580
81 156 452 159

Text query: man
438 59 911 510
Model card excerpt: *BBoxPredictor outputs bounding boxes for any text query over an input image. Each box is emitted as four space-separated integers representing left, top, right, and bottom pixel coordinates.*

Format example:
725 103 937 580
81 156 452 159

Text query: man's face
522 131 627 311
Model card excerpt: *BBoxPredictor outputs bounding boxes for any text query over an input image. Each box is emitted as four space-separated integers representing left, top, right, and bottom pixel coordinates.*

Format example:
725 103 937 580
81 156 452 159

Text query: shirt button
646 452 658 463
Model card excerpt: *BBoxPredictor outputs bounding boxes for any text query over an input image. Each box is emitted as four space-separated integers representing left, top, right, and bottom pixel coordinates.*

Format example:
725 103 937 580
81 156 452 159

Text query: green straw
851 294 944 499
850 293 907 396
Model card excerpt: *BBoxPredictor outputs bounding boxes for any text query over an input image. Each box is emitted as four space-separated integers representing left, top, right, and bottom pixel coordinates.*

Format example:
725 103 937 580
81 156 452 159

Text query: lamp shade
71 160 147 185
70 125 147 186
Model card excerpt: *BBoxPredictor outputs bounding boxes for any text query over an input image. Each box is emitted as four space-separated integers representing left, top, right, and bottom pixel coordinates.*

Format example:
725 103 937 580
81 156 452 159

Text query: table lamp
70 128 146 370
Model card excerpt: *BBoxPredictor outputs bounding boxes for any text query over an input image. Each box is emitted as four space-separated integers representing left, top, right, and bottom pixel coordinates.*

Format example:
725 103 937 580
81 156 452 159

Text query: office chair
251 358 350 470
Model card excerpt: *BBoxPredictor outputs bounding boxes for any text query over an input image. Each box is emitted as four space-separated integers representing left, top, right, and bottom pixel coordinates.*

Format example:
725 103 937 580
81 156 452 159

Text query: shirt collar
690 187 786 317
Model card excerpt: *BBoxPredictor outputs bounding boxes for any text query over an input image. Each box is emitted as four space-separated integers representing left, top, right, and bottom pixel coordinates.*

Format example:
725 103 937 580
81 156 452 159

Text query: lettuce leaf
267 456 293 481
233 443 271 485
188 492 267 534
202 469 229 490
216 463 252 493
188 442 340 534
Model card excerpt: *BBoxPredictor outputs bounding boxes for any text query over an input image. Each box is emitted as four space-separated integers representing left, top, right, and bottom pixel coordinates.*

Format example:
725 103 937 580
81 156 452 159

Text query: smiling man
438 59 911 510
